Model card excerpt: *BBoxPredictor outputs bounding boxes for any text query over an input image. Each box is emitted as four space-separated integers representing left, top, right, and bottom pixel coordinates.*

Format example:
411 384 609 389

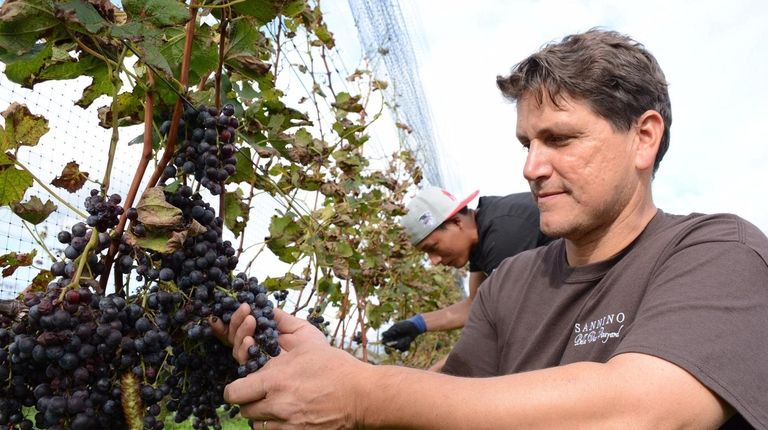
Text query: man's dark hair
496 28 672 174
435 206 470 230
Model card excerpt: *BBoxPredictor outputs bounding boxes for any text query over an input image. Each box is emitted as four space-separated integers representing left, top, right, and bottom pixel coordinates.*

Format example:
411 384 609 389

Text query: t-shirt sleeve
471 215 542 273
614 241 768 429
441 271 501 377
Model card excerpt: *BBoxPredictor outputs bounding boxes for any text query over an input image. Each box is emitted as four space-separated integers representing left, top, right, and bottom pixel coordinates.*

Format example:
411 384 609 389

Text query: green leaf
137 37 173 76
224 18 272 80
334 241 354 258
35 56 114 108
263 272 308 291
0 103 49 152
97 92 144 128
317 275 339 295
0 166 33 205
0 0 59 55
366 302 395 329
0 250 36 277
77 61 112 108
122 0 189 27
2 43 53 87
332 92 363 113
56 0 111 34
12 196 57 224
126 227 188 254
225 17 265 59
223 189 249 237
110 21 146 40
266 214 303 263
226 147 257 184
160 25 218 84
232 0 306 25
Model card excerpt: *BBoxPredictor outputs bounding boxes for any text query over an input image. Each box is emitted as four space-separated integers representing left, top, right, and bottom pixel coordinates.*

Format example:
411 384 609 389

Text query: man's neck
565 201 658 267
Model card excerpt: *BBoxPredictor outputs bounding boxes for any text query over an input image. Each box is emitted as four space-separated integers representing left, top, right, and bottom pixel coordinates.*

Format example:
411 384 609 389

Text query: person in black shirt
381 187 552 364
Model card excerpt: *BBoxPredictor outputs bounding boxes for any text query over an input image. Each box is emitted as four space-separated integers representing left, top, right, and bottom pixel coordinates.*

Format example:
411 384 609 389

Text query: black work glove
381 316 426 352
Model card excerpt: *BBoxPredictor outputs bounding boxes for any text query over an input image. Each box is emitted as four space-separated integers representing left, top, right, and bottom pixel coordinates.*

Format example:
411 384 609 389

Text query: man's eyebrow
517 124 580 143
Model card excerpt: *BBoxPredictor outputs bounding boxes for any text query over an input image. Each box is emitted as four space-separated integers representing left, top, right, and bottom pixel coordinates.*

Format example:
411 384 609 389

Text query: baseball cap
400 187 480 245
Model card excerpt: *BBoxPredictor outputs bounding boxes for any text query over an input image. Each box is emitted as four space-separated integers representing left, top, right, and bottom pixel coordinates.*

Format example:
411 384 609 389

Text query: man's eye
547 135 570 145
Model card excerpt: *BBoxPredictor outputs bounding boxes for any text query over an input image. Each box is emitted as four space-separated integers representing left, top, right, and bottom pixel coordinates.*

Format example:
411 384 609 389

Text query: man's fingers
235 335 256 364
272 308 307 335
233 314 257 356
272 309 327 351
209 316 228 345
228 303 252 345
224 370 268 405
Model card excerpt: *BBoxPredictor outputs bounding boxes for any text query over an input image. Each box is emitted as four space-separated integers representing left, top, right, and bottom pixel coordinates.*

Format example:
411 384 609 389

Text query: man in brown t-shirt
218 29 768 429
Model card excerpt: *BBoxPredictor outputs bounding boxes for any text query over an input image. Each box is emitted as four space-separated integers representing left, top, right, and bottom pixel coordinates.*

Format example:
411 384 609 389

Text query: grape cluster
1 185 280 429
84 189 123 232
161 104 240 196
307 306 330 333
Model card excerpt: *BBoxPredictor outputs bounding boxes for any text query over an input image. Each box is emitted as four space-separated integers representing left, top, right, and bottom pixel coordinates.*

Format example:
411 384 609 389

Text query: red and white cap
400 186 480 245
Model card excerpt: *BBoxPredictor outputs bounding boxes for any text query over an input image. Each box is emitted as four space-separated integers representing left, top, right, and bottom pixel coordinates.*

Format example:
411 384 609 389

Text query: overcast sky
379 0 767 233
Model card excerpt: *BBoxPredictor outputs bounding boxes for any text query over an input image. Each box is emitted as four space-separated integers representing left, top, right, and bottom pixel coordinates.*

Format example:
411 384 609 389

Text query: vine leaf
135 187 183 229
226 147 257 185
232 0 306 25
97 92 144 128
1 43 53 87
28 269 55 293
160 26 218 83
266 214 303 263
12 196 57 224
36 56 113 108
223 189 249 237
0 103 50 152
0 0 59 56
55 0 112 34
332 92 363 113
51 161 89 192
262 272 308 291
0 166 33 205
122 0 189 28
0 250 37 278
126 187 206 253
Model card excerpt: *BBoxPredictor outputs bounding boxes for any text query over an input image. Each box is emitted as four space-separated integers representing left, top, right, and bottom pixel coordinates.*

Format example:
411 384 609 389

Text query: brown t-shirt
442 211 768 429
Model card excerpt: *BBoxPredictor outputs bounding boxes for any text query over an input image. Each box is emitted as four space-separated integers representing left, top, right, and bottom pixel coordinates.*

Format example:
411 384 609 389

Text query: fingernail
211 316 218 323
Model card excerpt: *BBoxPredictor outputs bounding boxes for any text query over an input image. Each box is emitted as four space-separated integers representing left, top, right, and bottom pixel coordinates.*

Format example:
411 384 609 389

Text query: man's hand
224 308 365 429
381 318 424 352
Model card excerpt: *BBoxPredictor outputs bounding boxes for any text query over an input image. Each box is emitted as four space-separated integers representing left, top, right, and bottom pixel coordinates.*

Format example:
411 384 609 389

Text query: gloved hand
381 314 427 352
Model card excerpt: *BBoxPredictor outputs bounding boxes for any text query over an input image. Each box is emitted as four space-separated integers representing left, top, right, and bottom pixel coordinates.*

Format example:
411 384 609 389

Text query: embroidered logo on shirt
573 312 626 346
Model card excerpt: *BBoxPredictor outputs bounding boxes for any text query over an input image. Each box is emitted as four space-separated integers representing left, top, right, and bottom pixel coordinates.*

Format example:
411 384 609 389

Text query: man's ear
634 110 664 171
444 215 460 229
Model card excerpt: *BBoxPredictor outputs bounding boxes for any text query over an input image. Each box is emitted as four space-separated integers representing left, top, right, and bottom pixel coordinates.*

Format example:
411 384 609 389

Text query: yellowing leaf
12 195 57 224
0 103 49 152
136 187 183 229
0 250 37 277
0 166 33 205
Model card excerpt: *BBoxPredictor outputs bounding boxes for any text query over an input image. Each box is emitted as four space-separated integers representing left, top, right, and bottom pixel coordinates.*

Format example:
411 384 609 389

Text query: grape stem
60 227 100 301
21 221 56 262
101 73 157 294
146 2 198 188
